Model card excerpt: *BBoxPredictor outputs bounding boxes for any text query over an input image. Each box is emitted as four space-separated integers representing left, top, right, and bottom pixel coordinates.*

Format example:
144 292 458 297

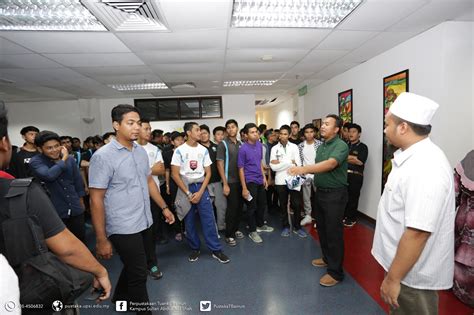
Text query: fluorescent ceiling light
223 80 276 87
108 83 168 91
0 0 107 31
231 0 362 28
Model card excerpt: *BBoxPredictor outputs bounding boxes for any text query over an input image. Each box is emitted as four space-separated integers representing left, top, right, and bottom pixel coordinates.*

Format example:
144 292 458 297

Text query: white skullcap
389 92 439 125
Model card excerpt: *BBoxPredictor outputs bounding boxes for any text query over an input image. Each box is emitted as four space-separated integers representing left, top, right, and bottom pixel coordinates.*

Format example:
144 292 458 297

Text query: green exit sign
298 85 307 96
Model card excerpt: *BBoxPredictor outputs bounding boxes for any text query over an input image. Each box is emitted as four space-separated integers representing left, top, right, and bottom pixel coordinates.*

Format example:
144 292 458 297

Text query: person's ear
0 136 8 152
112 121 119 132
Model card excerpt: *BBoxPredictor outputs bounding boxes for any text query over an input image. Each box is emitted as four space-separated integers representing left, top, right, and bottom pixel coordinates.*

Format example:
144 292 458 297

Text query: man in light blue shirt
89 104 174 313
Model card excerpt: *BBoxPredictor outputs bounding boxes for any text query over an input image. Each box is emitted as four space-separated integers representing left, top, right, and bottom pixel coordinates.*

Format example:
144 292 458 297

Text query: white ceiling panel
0 32 131 53
117 29 227 51
158 72 223 82
227 28 331 49
317 30 379 50
137 50 225 64
159 0 232 31
299 49 349 64
288 62 328 74
152 63 223 73
92 74 164 84
338 0 428 31
388 1 474 32
0 54 63 69
338 31 418 63
72 66 153 77
44 53 144 67
225 49 309 63
0 68 101 87
0 38 33 54
225 62 295 72
312 63 361 80
223 72 284 80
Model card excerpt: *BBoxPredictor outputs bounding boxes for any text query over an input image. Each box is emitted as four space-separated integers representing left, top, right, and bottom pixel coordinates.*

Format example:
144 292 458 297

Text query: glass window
201 98 222 118
157 99 179 120
179 99 200 119
135 100 158 120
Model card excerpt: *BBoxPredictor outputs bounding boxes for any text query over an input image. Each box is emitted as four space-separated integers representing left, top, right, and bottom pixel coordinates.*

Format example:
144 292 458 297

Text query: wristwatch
186 191 192 197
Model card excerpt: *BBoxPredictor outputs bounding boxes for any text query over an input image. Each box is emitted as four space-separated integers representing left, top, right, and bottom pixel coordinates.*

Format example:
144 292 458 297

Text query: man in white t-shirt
372 92 455 314
298 123 322 226
0 254 20 315
137 118 166 279
171 122 229 264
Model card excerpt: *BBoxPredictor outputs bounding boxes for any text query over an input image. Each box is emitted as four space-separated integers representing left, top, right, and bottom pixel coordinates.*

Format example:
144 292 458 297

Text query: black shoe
212 251 230 264
188 250 200 262
149 266 163 280
158 238 169 245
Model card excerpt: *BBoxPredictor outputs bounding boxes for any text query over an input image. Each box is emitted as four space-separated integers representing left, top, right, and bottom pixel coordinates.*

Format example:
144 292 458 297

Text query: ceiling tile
0 37 33 54
117 29 227 51
0 32 131 53
44 53 144 67
92 74 164 85
311 63 360 80
225 62 295 72
152 63 223 74
338 0 428 31
227 28 331 49
137 50 225 64
225 49 309 63
223 72 284 80
299 49 349 64
158 72 223 82
317 30 379 50
72 66 153 77
0 54 63 69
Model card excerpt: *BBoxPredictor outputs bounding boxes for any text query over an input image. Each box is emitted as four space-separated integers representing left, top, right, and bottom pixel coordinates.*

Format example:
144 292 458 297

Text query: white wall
7 94 256 146
256 96 296 129
303 21 473 219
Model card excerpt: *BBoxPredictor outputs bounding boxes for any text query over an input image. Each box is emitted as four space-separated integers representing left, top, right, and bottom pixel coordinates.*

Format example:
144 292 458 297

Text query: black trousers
314 187 348 281
276 185 302 230
109 229 152 315
62 213 85 243
344 173 364 221
225 182 243 238
245 183 266 232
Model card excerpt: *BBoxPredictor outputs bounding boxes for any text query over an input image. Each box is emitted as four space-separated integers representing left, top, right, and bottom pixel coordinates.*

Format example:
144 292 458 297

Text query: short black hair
59 136 72 142
290 121 300 128
242 123 258 135
348 123 362 133
326 114 343 131
35 130 60 147
258 124 267 133
342 122 351 129
184 122 199 134
141 118 150 124
91 135 103 146
274 129 280 133
72 137 80 142
302 123 316 133
225 119 238 128
213 126 226 135
152 129 163 138
111 104 140 124
263 128 273 139
102 131 116 140
170 131 184 141
20 125 39 135
279 124 291 134
0 101 8 139
164 132 171 137
199 124 210 134
392 115 431 136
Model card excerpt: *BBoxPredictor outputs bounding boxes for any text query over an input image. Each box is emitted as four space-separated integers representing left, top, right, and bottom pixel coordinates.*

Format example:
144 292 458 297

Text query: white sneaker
256 225 274 233
300 215 312 226
249 232 263 243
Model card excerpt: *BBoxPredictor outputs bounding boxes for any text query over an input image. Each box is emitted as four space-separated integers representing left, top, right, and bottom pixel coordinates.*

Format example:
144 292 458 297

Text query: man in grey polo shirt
89 105 174 313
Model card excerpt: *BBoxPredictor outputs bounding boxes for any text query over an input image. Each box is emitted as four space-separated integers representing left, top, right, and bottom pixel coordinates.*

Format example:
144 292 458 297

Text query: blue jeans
184 183 222 252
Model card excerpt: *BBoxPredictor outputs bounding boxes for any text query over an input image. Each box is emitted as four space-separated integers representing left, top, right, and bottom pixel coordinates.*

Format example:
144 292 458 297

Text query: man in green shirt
289 114 349 287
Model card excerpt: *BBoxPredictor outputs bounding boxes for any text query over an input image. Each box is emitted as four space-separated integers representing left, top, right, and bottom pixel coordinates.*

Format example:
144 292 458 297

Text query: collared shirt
348 141 368 173
238 141 264 185
88 139 152 237
314 136 348 189
372 138 455 290
270 142 301 185
30 154 85 218
216 138 241 184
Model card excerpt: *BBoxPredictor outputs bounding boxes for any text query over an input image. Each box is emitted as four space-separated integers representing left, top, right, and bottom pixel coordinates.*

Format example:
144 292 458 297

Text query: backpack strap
4 178 33 219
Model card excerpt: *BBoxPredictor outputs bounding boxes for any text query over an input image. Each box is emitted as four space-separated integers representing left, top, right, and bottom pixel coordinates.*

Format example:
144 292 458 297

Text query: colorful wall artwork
338 89 353 123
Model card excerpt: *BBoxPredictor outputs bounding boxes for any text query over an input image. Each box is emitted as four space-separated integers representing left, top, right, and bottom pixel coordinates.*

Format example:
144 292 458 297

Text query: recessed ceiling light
108 83 168 91
223 80 276 87
261 55 273 61
231 0 362 29
0 0 107 31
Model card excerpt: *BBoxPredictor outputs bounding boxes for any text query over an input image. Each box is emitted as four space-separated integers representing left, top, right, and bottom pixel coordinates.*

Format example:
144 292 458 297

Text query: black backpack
1 178 91 306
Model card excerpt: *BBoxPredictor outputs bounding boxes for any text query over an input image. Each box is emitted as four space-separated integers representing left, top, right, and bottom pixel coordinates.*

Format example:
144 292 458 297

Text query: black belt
317 186 347 193
348 170 363 176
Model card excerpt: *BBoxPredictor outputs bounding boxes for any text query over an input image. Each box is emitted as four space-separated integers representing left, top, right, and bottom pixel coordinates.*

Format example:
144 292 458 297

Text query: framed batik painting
338 89 353 123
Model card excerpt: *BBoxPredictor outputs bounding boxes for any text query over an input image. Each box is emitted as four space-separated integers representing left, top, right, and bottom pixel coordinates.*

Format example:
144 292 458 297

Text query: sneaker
344 220 356 228
319 273 340 287
281 227 290 237
313 223 317 229
256 225 274 233
249 231 263 243
294 228 308 238
175 233 183 242
225 237 237 247
212 251 230 264
311 258 328 268
300 215 312 226
188 250 200 262
235 231 244 239
149 266 163 279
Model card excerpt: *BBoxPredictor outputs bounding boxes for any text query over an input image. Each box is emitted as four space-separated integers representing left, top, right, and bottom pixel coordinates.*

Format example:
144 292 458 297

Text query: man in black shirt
344 123 368 227
289 121 302 145
17 126 40 176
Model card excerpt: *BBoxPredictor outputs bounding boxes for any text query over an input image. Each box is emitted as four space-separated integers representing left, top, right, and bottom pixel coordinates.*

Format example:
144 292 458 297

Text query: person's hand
380 276 400 309
61 146 69 161
96 239 113 260
223 184 230 196
163 208 175 224
92 269 112 301
288 166 303 176
190 191 203 204
263 178 268 190
242 189 250 200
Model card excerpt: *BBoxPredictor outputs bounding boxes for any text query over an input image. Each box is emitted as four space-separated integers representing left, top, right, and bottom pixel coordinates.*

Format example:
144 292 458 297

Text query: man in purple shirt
238 123 273 244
